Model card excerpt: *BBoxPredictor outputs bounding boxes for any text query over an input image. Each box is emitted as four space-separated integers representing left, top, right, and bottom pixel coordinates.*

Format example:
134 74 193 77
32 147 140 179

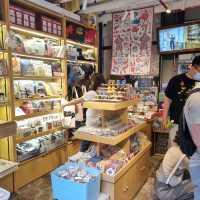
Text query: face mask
194 72 200 81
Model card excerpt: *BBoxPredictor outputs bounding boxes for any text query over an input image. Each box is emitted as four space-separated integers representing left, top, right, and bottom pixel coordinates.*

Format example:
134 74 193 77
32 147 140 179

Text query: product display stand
75 100 152 200
0 0 17 192
8 3 68 190
0 0 99 191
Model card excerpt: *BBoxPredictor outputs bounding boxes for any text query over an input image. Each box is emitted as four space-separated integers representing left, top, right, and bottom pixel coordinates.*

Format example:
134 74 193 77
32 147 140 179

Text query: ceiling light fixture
159 0 171 14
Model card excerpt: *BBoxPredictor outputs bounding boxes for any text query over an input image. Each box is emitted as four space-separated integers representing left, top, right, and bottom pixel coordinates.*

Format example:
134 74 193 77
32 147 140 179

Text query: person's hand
61 99 70 109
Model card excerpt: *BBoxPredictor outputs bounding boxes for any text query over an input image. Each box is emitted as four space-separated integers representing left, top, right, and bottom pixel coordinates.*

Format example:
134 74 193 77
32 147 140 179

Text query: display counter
73 100 152 200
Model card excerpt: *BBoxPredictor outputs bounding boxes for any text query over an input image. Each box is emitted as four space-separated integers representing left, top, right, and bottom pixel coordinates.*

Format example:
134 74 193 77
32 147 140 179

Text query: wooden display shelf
13 75 63 81
16 126 64 144
83 99 139 111
15 109 61 120
102 142 151 183
0 174 14 192
67 59 97 65
0 49 8 53
75 123 147 145
68 19 96 31
0 20 6 25
19 142 68 165
15 96 62 102
0 121 17 138
12 53 62 61
13 0 65 19
153 128 170 134
0 75 9 78
0 101 9 107
15 143 68 190
101 142 151 200
10 24 62 40
67 39 97 49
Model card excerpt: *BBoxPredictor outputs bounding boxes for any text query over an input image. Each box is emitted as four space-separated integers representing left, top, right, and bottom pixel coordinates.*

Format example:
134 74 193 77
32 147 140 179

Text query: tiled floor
11 156 162 200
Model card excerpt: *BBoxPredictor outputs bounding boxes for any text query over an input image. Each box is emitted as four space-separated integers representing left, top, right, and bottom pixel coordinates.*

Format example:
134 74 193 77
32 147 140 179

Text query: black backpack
178 88 200 157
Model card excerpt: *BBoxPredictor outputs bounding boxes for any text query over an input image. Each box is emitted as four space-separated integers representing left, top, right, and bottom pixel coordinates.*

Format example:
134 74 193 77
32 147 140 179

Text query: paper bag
72 87 84 122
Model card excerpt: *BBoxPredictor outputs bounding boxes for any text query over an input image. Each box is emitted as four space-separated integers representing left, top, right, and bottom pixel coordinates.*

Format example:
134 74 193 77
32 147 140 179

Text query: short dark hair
90 73 105 90
192 55 200 67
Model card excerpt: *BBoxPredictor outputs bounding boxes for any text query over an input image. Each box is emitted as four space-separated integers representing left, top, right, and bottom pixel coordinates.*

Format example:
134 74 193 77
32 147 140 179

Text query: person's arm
62 90 97 108
162 96 172 128
162 77 175 128
62 97 84 108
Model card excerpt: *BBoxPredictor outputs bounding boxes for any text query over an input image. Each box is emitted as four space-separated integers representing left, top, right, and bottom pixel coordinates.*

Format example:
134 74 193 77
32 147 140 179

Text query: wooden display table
75 123 147 146
83 99 139 111
74 100 152 200
102 143 151 200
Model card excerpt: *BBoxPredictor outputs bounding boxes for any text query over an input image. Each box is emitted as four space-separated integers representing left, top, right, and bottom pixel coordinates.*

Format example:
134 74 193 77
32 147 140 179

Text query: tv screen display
159 24 200 53
159 27 185 52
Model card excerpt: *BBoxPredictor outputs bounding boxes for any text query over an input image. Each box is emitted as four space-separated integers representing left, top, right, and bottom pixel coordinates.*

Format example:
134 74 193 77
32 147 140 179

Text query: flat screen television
159 23 200 53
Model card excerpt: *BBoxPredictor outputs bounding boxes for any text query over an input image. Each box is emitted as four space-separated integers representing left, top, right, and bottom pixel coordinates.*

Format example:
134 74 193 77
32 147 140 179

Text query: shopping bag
72 87 84 122
81 85 87 95
61 99 76 128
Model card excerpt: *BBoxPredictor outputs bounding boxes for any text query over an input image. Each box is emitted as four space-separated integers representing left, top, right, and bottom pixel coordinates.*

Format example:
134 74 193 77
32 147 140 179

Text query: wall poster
111 7 153 76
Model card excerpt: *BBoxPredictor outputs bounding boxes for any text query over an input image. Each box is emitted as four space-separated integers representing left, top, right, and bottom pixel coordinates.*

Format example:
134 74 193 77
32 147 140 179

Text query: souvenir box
51 163 101 200
38 15 62 36
9 5 35 29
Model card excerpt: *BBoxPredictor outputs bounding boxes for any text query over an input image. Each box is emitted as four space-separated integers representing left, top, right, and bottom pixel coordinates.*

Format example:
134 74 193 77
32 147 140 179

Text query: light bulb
166 9 171 14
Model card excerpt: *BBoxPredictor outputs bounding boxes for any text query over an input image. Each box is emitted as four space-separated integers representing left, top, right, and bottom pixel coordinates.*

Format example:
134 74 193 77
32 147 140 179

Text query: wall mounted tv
159 23 200 53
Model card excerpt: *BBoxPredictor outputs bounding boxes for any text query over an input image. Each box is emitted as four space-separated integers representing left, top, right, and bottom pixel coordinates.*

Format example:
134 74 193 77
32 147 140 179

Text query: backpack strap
179 87 200 157
188 88 200 96
166 154 186 185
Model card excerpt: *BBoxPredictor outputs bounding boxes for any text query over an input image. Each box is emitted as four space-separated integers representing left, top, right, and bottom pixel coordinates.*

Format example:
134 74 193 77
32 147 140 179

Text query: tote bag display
72 87 84 122
81 85 87 95
61 99 76 128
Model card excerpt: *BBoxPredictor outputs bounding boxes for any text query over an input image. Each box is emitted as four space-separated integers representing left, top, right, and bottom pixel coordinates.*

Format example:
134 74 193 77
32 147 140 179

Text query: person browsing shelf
62 73 105 127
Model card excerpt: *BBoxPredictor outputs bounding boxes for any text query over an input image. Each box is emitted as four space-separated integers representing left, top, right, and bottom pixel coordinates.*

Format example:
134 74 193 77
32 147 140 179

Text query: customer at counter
162 55 200 147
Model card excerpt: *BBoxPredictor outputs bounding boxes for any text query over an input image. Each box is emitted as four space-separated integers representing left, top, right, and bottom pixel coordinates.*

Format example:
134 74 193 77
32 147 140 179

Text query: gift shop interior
0 0 200 200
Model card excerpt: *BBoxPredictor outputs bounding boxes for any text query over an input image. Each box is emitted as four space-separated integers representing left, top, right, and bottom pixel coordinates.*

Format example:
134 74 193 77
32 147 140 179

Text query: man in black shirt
163 55 200 146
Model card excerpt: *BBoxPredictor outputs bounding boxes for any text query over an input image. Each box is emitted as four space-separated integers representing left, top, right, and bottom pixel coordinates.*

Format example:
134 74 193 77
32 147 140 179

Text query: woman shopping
62 73 105 151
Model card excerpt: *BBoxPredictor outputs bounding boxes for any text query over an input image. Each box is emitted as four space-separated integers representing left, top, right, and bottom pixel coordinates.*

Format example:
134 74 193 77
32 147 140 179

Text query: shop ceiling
75 0 200 23
30 0 200 22
78 0 200 13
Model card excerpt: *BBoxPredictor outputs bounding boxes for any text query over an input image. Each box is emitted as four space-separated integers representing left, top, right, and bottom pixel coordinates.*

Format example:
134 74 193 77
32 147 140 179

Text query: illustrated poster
129 7 153 75
111 8 153 75
111 11 131 75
